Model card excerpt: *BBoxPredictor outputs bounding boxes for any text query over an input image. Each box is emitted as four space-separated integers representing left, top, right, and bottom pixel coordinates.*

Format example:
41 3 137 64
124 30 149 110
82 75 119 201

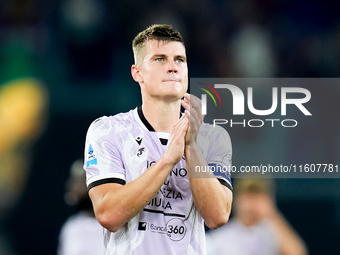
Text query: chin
161 93 182 101
164 88 184 97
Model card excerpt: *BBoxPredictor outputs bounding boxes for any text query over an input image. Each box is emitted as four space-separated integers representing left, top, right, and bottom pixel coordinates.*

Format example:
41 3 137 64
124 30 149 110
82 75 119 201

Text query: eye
176 58 185 63
155 58 164 62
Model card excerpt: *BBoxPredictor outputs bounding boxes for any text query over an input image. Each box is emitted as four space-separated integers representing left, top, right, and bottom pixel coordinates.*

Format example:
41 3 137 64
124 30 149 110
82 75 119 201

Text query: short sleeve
84 117 126 190
205 125 233 191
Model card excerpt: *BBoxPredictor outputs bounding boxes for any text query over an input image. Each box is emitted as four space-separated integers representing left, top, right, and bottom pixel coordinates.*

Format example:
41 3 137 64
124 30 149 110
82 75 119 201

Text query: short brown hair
132 24 184 65
234 178 275 197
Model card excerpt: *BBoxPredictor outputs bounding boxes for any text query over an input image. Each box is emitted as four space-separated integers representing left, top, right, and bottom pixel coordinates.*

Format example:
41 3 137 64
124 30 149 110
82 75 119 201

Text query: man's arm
181 93 233 229
255 194 308 255
88 115 189 232
185 143 233 229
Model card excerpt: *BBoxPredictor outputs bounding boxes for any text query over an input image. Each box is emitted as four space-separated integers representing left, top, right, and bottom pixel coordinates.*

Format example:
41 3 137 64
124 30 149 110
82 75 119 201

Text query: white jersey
84 106 232 255
57 211 103 255
206 219 279 255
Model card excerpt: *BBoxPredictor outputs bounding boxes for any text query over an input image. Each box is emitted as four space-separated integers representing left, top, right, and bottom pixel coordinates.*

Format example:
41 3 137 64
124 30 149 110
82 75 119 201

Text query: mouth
162 74 181 83
163 79 181 82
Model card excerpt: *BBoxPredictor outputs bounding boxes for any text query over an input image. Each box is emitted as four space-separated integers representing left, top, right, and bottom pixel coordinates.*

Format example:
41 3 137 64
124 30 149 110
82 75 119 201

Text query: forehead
142 40 186 57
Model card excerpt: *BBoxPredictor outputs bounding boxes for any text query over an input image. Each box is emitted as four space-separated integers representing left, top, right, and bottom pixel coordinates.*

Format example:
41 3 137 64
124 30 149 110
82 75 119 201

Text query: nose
167 60 178 74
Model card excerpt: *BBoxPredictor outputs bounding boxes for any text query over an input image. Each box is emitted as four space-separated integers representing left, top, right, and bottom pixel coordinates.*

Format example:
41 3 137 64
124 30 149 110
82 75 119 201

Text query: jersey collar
137 105 156 131
136 105 182 132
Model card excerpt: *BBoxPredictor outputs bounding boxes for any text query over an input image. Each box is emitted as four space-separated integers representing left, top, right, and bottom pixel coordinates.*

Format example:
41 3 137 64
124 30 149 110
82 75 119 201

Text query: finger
189 114 199 133
179 115 189 131
184 94 205 128
172 115 188 134
184 110 192 131
184 92 190 101
185 99 200 125
184 109 190 119
182 116 189 132
188 106 199 126
169 117 188 145
173 113 187 127
188 94 205 122
182 96 196 117
183 93 190 106
188 94 201 113
181 98 190 111
184 94 202 118
182 97 198 125
181 100 198 126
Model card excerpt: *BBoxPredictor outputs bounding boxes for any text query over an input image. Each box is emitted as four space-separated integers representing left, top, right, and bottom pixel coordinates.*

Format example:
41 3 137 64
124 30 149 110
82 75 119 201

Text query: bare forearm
91 116 189 232
185 143 232 229
268 213 308 255
90 156 176 232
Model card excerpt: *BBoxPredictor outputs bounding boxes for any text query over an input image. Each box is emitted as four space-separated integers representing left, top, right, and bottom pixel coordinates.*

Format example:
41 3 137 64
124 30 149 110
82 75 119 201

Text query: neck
142 98 181 133
237 215 259 227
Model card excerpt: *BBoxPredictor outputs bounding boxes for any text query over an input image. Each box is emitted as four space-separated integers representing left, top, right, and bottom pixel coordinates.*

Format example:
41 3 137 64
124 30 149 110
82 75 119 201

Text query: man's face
235 193 274 226
135 40 188 101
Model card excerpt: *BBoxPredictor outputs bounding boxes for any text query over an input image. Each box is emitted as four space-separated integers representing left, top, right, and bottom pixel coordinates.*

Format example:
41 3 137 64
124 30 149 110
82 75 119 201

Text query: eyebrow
152 54 167 59
152 54 187 61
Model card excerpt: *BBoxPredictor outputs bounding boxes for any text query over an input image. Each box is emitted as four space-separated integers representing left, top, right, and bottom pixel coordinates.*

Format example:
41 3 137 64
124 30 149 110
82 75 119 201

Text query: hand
163 115 189 165
180 93 205 146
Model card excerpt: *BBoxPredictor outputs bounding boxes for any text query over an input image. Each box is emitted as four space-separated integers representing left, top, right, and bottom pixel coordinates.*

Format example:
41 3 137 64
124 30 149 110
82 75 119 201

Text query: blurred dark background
0 0 340 254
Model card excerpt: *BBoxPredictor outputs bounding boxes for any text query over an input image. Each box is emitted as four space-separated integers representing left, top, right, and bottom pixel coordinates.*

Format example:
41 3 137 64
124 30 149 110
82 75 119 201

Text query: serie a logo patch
87 144 97 166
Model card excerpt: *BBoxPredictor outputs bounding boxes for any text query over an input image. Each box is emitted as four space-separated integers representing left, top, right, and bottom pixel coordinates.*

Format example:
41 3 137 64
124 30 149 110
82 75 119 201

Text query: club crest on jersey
87 144 97 166
137 147 145 157
135 136 143 145
138 222 147 231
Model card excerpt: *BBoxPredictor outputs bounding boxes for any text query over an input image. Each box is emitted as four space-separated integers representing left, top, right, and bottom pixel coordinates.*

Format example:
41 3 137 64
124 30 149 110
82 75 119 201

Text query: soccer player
84 24 233 255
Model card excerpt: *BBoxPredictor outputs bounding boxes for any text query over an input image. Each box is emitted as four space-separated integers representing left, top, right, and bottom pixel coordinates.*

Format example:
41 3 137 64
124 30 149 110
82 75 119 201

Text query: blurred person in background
57 159 103 255
206 178 308 255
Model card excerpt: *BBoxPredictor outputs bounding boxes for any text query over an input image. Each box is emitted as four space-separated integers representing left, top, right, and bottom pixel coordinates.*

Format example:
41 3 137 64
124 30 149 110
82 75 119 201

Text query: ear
131 65 143 83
